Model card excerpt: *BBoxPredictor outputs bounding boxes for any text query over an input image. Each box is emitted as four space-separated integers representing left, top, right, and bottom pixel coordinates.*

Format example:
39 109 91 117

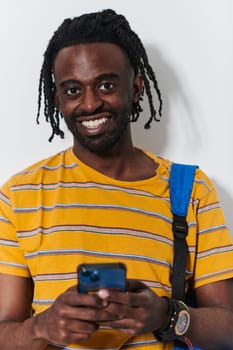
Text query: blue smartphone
77 262 127 293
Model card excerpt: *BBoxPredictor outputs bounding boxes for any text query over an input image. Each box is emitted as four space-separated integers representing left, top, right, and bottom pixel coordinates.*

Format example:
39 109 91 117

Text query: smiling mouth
81 117 108 129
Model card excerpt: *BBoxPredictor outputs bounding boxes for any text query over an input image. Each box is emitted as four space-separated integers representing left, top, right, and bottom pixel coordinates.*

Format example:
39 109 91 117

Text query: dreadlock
36 9 163 142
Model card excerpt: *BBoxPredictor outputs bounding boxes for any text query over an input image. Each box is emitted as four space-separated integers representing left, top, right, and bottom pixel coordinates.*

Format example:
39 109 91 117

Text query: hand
33 285 120 346
97 279 168 336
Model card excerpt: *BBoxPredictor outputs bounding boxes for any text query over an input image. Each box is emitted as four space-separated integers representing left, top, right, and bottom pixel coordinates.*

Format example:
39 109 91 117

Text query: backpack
170 163 202 350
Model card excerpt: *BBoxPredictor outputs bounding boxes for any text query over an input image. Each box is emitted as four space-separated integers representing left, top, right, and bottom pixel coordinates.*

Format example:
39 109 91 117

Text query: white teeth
82 117 107 129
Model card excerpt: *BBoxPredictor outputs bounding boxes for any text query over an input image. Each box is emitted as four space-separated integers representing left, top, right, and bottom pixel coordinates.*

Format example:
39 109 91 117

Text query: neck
72 138 158 181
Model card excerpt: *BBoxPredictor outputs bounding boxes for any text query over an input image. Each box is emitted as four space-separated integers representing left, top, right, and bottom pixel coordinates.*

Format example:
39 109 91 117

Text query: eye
99 82 114 91
65 87 80 96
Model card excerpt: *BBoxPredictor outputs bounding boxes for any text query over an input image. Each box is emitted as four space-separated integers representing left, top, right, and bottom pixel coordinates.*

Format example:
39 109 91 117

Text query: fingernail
97 289 110 299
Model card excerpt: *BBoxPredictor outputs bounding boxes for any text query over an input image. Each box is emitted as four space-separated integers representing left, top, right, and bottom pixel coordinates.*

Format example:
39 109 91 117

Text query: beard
65 109 130 155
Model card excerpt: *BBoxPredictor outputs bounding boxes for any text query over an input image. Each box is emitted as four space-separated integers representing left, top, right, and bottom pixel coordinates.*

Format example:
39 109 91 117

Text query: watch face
175 309 190 336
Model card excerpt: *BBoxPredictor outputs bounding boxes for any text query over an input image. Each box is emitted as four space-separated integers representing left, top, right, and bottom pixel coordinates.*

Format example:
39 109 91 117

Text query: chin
75 132 123 155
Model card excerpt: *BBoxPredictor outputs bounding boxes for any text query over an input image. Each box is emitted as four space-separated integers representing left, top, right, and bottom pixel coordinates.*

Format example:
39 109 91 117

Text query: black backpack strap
170 163 198 301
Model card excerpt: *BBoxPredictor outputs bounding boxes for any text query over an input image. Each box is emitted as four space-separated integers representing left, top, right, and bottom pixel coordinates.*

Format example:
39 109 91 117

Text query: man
0 9 232 350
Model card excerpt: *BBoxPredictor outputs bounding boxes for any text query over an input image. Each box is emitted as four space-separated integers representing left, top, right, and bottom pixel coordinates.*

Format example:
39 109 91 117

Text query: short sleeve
0 182 30 277
192 169 233 288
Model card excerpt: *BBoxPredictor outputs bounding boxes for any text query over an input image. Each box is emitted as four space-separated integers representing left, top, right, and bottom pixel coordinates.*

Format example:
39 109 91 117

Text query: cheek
120 84 134 107
107 91 133 111
57 98 77 115
119 95 134 111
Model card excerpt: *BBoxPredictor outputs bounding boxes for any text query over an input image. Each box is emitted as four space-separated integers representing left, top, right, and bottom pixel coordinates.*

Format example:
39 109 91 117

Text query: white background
0 1 232 237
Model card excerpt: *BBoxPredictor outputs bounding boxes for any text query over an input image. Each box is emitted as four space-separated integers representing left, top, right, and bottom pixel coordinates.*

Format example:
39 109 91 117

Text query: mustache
70 109 115 121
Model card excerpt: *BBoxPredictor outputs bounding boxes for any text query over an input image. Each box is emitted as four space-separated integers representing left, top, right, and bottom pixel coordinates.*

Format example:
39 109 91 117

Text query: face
53 42 143 155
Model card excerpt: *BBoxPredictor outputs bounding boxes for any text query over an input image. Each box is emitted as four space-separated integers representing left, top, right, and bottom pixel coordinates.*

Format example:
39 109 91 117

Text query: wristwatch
154 297 190 341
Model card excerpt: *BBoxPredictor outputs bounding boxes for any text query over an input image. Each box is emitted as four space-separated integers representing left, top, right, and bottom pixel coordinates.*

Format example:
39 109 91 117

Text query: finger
100 318 143 336
61 289 107 308
99 300 144 322
75 306 121 322
106 291 149 308
54 320 98 345
98 289 129 304
59 318 98 334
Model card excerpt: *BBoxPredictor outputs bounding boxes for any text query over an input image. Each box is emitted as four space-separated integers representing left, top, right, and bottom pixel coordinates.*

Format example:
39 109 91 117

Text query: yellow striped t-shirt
0 147 232 350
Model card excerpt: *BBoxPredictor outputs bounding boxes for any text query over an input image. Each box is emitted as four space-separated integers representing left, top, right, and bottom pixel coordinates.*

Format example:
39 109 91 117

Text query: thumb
126 279 148 292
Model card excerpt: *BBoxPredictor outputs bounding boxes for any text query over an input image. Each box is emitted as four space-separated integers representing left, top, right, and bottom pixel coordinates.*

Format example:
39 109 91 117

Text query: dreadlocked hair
37 9 163 142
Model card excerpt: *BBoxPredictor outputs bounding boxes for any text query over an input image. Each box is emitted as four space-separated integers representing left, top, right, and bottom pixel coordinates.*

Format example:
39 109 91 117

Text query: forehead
53 42 133 82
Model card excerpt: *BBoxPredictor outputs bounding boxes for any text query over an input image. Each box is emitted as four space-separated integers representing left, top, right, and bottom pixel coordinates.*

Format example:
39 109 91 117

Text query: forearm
0 316 48 350
187 306 233 349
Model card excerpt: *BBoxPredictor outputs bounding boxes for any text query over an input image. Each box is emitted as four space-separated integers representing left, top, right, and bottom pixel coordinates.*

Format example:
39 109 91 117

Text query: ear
133 73 144 103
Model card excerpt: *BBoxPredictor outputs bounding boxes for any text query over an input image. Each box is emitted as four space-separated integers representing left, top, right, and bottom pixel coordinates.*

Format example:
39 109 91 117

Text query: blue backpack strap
170 163 199 350
170 163 198 217
170 163 198 301
170 164 201 350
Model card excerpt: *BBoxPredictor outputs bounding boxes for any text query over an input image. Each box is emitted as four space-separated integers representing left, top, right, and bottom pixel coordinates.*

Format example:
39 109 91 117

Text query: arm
187 278 233 349
0 273 118 350
97 278 233 350
0 273 48 349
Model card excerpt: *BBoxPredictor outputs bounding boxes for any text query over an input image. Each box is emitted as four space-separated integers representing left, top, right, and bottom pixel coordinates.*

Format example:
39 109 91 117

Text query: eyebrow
59 73 120 88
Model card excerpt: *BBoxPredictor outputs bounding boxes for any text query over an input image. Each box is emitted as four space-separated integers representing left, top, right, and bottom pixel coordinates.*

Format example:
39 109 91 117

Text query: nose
79 87 104 114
